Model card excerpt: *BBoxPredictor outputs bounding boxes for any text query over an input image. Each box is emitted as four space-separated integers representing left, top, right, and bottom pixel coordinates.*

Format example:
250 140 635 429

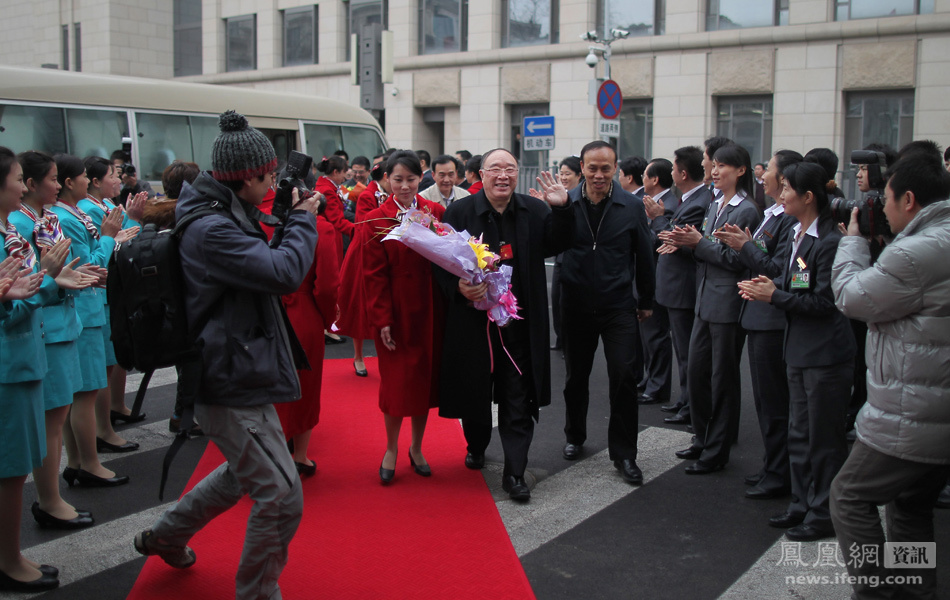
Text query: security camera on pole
581 28 629 142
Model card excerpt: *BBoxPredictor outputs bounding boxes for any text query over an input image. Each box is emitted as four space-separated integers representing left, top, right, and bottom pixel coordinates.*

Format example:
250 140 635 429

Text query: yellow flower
468 239 492 270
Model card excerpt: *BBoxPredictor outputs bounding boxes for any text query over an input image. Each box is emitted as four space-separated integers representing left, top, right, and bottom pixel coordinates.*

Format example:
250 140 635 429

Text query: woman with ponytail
738 161 856 542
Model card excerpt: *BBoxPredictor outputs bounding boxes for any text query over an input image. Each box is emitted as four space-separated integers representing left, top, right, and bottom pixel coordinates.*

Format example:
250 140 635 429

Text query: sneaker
134 530 196 569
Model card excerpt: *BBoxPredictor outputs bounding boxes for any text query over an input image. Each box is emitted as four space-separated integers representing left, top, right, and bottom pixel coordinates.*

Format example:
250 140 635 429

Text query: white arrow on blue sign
523 115 555 152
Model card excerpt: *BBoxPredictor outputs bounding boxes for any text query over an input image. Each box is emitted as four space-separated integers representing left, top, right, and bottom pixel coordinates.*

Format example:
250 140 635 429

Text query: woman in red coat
313 155 354 262
359 150 445 484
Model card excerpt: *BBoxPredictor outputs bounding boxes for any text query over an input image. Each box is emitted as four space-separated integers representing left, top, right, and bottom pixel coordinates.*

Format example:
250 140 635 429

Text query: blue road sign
523 115 555 151
597 80 623 120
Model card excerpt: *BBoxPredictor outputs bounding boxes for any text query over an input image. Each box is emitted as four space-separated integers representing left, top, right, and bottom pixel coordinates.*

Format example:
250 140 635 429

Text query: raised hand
4 269 46 300
737 275 776 303
642 195 665 220
666 224 703 249
125 191 149 223
39 238 71 279
527 188 544 200
114 226 140 244
713 223 753 251
535 170 569 207
100 204 125 238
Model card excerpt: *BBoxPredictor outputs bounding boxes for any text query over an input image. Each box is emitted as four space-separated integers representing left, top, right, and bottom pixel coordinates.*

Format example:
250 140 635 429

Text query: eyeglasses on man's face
483 167 519 177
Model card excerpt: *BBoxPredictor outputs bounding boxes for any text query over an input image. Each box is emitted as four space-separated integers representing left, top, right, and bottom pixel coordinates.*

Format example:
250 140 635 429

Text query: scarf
55 200 100 240
84 194 113 216
3 218 37 270
19 204 66 249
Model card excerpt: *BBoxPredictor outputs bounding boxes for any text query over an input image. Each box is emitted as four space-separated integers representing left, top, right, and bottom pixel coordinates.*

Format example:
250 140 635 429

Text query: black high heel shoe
110 410 147 426
31 502 95 530
63 467 79 487
379 463 395 484
75 469 130 487
408 452 431 477
0 568 59 592
96 437 140 453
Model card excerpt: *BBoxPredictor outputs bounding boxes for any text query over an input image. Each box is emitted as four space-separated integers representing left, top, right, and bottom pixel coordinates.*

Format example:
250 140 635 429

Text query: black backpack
107 203 228 499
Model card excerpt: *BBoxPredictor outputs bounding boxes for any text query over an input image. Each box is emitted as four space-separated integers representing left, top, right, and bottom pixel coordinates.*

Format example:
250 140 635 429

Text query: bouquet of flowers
382 207 521 326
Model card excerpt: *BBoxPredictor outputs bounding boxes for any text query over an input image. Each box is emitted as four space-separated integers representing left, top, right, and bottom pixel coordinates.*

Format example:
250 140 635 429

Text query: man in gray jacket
831 148 950 600
134 111 320 600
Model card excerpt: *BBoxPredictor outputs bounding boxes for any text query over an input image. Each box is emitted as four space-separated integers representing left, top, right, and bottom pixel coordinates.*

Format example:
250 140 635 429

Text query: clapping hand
527 188 544 200
39 238 72 279
665 224 703 249
2 268 46 301
713 223 753 251
737 275 776 303
642 195 665 220
100 205 125 238
535 171 569 207
115 226 140 244
77 264 108 288
124 191 148 223
55 257 99 290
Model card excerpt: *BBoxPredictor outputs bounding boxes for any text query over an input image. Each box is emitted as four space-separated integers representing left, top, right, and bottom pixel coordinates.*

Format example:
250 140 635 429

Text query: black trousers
461 323 534 479
746 330 790 490
639 303 672 402
562 308 640 461
666 307 695 417
687 318 744 465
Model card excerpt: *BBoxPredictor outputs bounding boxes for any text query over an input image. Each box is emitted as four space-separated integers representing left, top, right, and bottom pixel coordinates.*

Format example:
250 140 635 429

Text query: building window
73 23 81 71
226 14 257 72
597 0 665 38
283 6 318 66
841 91 914 197
419 0 467 54
707 0 787 30
835 0 933 20
347 0 387 62
174 0 202 76
503 0 558 47
61 25 69 71
716 96 773 166
618 101 653 161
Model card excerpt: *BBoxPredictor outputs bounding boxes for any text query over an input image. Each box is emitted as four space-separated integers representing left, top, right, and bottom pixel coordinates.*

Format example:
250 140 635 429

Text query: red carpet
127 357 534 600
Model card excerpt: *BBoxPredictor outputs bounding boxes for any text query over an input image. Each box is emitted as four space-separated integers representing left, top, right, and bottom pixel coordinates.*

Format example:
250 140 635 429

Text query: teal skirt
101 304 117 367
77 326 108 392
43 341 82 410
0 380 46 478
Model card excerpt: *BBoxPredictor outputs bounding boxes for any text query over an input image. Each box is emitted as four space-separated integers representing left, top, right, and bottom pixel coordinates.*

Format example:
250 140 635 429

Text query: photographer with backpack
133 111 320 600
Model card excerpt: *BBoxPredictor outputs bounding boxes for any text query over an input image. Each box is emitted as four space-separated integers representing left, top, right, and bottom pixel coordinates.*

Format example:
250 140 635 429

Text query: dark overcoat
436 191 574 421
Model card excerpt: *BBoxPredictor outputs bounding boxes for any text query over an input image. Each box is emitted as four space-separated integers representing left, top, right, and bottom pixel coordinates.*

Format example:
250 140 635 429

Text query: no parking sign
597 79 623 120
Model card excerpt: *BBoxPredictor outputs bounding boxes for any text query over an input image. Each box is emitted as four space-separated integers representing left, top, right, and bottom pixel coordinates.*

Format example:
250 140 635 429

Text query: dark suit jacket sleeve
693 202 761 273
634 201 656 310
662 195 709 260
738 239 785 279
542 204 575 257
771 232 841 317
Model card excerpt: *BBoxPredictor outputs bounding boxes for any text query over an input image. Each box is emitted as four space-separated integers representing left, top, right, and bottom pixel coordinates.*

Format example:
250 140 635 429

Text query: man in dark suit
559 141 655 485
652 147 712 426
416 149 435 191
619 156 647 198
637 159 676 407
437 148 574 502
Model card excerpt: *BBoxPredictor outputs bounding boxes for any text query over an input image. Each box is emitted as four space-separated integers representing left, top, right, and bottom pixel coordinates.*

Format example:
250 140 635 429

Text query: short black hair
673 146 704 182
783 162 831 215
559 156 581 176
431 154 459 170
580 140 616 163
387 149 423 177
704 136 733 160
645 158 674 190
755 162 767 170
945 145 950 162
862 143 898 168
897 139 942 162
456 150 472 161
333 149 349 161
318 155 347 175
415 149 431 167
618 156 647 187
110 149 130 163
351 155 371 169
886 151 950 208
466 155 483 180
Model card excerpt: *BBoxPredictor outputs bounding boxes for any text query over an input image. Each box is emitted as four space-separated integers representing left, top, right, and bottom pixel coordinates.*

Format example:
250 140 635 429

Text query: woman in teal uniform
0 145 63 591
11 150 97 529
50 154 137 487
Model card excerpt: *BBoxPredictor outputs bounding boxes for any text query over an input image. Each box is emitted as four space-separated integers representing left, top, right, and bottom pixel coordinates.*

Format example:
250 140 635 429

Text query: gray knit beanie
211 110 277 181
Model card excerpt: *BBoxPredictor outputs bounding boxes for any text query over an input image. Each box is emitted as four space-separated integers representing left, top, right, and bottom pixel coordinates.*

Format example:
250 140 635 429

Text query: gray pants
831 440 950 600
152 403 303 600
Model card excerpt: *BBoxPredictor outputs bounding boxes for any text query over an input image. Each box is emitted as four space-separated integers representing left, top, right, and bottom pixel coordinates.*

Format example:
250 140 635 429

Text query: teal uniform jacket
49 203 116 328
9 209 83 344
0 242 57 382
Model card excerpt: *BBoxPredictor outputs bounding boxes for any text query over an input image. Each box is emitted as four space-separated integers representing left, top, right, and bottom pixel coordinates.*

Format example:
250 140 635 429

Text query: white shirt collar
653 188 671 202
681 183 705 202
633 186 644 196
791 217 820 241
764 203 785 218
717 189 746 208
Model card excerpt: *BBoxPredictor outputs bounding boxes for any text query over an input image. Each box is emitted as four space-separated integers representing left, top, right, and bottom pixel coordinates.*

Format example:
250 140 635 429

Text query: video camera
830 150 889 237
272 151 314 223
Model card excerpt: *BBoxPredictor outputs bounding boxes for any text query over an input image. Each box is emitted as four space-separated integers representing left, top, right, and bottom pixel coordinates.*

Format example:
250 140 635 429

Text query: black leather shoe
744 473 763 486
562 443 582 460
502 476 530 502
31 502 94 529
294 460 316 477
786 523 835 542
464 452 485 469
75 469 130 487
685 461 725 475
744 486 790 500
62 466 79 487
379 463 395 484
110 410 147 426
659 403 682 413
96 437 140 453
614 460 643 485
353 360 368 377
664 413 690 425
0 569 59 592
38 565 58 578
675 447 701 460
325 333 346 345
637 393 663 405
769 512 805 529
408 452 431 477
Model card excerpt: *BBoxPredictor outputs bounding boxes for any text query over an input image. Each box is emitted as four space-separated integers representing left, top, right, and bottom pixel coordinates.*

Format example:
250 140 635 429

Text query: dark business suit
638 187 676 403
418 170 435 192
736 209 798 492
687 193 761 467
770 216 855 530
654 185 713 417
